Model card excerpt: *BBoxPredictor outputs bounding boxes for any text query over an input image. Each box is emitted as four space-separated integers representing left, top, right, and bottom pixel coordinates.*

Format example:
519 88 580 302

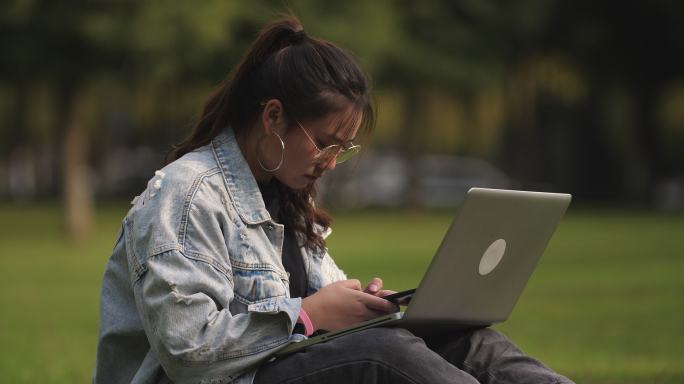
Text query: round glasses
295 120 361 164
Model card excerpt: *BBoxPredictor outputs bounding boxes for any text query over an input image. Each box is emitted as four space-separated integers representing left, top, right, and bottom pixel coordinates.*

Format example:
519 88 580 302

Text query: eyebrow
328 133 355 145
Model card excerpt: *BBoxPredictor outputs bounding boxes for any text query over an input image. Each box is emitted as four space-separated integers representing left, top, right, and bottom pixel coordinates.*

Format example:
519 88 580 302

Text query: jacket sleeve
132 248 301 383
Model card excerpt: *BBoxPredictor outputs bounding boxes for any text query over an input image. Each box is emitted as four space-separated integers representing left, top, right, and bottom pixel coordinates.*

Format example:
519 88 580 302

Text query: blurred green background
1 1 683 383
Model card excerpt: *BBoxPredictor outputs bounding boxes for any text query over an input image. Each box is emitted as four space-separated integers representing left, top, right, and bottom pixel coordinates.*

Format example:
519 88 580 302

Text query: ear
261 99 287 135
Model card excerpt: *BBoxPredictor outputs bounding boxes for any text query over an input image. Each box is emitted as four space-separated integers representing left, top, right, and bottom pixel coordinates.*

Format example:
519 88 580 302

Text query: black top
258 182 309 299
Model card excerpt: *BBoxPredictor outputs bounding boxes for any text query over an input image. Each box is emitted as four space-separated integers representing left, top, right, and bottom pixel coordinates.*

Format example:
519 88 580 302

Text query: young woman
94 14 574 384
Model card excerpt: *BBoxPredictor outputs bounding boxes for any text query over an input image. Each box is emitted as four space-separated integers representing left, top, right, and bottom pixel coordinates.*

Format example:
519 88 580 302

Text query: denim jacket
94 129 347 384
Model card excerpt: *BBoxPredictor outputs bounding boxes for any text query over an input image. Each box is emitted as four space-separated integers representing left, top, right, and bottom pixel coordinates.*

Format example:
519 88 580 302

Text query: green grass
1 202 682 383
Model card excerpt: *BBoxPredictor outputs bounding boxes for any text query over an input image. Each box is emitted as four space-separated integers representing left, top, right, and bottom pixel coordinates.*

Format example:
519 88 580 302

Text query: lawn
0 202 682 383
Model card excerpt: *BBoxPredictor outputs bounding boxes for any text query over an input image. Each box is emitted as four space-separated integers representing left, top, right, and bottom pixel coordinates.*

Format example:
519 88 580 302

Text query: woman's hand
301 279 398 332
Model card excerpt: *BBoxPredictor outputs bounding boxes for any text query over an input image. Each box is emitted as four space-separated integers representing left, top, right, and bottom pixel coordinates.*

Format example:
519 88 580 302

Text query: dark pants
254 327 574 384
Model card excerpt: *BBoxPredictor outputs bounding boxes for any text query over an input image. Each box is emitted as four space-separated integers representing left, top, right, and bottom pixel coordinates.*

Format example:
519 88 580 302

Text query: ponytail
168 15 306 161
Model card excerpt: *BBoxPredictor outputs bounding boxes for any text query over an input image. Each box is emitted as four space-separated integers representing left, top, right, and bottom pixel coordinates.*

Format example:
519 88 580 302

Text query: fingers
357 291 400 314
376 289 396 297
398 297 412 306
339 279 362 291
363 277 383 294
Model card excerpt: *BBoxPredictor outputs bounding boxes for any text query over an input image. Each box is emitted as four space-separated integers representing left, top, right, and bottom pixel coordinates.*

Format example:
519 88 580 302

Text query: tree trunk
634 81 663 192
400 88 422 208
58 85 94 243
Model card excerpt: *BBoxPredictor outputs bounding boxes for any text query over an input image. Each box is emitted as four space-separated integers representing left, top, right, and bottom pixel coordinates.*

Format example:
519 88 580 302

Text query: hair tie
290 29 307 44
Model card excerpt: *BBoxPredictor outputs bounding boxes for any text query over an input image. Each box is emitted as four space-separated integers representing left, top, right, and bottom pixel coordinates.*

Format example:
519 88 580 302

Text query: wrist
296 307 315 336
300 297 321 333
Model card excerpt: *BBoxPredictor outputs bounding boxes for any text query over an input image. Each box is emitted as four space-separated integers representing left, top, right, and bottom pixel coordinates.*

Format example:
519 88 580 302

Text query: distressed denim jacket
94 129 347 384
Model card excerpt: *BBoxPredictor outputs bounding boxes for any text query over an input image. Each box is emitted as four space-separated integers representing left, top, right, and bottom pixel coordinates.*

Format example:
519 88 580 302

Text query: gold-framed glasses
295 120 361 164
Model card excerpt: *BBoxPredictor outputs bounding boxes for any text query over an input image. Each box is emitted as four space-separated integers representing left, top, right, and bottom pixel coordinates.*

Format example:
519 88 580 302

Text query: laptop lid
402 188 571 327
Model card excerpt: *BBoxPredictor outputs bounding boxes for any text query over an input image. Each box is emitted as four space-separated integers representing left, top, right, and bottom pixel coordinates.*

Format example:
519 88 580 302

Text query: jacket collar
212 129 272 225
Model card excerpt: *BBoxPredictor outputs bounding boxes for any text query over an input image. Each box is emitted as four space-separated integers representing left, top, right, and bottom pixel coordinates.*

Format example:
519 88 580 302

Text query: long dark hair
168 13 375 250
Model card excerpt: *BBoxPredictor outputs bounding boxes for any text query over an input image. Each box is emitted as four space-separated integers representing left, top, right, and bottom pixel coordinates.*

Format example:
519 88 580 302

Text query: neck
236 127 274 184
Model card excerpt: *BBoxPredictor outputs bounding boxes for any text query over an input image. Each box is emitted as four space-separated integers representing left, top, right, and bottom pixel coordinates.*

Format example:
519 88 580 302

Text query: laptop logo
479 239 507 276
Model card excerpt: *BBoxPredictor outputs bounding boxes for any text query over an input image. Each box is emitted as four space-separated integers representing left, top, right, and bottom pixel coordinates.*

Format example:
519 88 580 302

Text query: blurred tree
1 0 682 214
388 1 515 205
541 0 684 199
0 0 137 241
0 0 267 240
367 0 684 202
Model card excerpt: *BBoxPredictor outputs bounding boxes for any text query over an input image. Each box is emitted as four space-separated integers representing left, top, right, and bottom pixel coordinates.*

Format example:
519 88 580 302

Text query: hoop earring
256 132 285 172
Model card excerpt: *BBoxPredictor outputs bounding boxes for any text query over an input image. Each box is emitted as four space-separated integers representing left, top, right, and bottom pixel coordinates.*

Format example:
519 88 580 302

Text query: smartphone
382 288 416 305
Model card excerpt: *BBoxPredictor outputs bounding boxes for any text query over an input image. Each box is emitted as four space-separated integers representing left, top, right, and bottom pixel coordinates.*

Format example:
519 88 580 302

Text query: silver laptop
275 187 571 356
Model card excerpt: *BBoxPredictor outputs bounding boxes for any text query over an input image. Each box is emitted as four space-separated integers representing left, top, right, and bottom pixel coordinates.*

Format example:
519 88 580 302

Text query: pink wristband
297 308 315 336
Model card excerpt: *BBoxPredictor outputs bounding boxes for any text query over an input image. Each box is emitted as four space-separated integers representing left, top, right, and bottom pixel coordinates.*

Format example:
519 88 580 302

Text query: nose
317 148 341 171
321 155 337 171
